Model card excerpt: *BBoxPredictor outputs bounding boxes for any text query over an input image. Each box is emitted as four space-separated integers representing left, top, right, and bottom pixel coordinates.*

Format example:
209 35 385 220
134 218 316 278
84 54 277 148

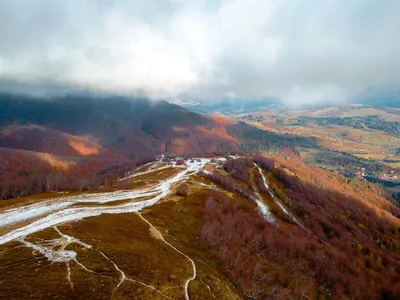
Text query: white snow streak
251 190 276 223
0 159 210 246
19 226 92 263
255 164 310 232
192 181 224 193
0 159 210 299
16 225 172 298
0 201 73 229
17 226 93 289
200 169 212 175
196 167 275 223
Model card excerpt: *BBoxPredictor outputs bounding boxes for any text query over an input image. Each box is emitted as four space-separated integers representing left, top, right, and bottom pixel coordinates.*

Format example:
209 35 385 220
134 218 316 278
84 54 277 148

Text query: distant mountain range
0 94 317 158
180 93 400 116
0 93 399 299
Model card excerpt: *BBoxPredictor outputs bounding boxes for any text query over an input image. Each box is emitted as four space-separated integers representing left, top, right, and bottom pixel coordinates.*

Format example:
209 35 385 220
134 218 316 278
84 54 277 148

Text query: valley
0 95 399 299
1 2 400 298
0 94 316 201
192 101 400 202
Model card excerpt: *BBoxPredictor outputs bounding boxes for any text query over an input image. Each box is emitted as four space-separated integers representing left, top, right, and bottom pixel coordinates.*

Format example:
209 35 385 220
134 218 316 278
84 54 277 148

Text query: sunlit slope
1 154 399 299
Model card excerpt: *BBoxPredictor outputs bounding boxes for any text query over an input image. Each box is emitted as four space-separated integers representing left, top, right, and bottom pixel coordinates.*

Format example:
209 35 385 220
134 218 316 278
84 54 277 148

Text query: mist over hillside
0 93 319 199
1 1 400 299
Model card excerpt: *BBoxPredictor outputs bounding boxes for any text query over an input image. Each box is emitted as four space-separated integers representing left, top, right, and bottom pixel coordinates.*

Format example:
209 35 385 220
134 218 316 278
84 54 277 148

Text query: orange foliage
67 135 101 156
0 148 135 199
271 151 399 222
211 115 237 126
37 153 73 171
203 161 400 299
171 138 190 156
197 125 239 144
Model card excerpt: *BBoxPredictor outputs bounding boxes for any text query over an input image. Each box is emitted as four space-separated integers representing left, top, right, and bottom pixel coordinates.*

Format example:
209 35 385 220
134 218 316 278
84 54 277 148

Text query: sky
0 0 400 104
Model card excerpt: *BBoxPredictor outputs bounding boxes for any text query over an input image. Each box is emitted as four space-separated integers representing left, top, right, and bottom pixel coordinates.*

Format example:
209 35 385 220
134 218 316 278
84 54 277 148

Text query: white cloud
0 0 400 103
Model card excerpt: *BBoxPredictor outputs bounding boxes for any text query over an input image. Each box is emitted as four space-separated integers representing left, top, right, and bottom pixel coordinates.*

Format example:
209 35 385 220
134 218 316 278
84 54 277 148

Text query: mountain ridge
0 94 317 199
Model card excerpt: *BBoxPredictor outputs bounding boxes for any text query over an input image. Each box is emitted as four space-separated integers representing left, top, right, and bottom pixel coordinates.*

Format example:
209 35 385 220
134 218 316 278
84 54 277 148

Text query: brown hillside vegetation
0 124 118 158
0 95 317 199
0 156 399 299
0 147 136 199
201 155 400 299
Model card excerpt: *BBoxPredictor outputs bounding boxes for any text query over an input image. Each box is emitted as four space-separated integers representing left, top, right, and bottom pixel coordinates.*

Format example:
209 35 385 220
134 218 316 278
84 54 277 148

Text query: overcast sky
0 0 399 103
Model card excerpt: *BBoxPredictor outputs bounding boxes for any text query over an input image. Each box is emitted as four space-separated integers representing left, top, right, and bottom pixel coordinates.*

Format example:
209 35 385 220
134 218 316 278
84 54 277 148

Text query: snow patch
255 164 310 232
0 159 210 246
18 226 92 263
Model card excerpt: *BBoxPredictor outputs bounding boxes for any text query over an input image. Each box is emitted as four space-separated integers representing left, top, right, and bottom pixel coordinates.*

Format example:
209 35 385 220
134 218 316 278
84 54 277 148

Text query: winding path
0 159 210 246
137 213 196 300
0 159 210 299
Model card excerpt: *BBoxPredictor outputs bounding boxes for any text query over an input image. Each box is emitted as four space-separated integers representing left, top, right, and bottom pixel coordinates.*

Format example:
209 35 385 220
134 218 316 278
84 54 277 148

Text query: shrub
176 183 188 196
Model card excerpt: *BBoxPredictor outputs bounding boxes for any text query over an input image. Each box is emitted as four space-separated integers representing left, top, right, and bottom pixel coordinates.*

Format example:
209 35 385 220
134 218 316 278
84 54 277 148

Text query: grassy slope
1 155 400 299
0 166 244 300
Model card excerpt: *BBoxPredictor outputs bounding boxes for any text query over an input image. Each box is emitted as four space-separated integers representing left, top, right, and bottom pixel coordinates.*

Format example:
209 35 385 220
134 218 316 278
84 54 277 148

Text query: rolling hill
0 94 317 199
0 153 399 299
0 94 399 299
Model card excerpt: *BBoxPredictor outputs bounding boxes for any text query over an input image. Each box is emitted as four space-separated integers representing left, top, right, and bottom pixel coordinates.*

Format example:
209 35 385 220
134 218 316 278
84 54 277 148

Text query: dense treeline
208 169 257 202
0 151 139 200
364 115 400 137
229 121 319 152
202 189 400 299
365 176 400 205
294 115 400 137
393 192 400 203
314 150 384 173
223 157 253 183
365 175 400 188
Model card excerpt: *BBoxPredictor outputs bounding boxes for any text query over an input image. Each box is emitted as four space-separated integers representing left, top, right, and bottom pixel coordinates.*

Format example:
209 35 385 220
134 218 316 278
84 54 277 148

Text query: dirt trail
0 159 210 246
137 213 197 300
0 159 211 299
